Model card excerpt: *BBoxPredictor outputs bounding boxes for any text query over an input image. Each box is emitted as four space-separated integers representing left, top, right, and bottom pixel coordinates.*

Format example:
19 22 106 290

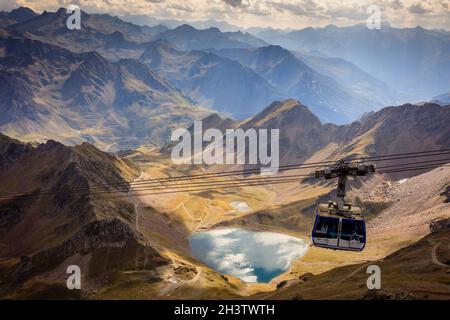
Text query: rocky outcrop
430 218 450 232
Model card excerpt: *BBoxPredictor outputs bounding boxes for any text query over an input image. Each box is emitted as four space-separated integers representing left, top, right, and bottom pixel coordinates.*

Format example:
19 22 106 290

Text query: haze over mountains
153 24 267 51
139 40 280 118
1 98 449 298
255 24 450 101
212 46 388 122
0 6 449 148
434 91 450 104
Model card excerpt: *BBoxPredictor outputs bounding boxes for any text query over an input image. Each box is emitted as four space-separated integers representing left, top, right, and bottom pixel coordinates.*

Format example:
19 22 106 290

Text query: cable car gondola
312 201 366 251
311 161 375 252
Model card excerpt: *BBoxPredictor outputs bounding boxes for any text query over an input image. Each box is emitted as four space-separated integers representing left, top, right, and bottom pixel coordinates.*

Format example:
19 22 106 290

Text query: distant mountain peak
324 24 338 29
242 99 321 129
37 139 69 154
175 24 197 32
9 7 37 22
55 7 67 15
207 26 221 33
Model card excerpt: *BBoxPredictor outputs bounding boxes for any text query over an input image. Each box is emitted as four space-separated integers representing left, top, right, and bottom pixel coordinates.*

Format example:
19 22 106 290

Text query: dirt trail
158 267 203 297
127 172 205 297
431 242 449 267
324 262 372 289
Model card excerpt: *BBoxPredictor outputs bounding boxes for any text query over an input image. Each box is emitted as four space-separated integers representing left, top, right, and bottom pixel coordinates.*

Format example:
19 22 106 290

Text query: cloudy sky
1 0 449 30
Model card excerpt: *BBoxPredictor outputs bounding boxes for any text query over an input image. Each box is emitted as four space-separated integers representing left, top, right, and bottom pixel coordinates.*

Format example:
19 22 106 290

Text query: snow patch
229 201 251 213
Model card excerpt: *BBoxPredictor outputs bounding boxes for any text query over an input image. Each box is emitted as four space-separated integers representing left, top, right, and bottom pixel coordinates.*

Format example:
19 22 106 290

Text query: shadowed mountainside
0 133 171 298
0 31 210 149
0 7 38 28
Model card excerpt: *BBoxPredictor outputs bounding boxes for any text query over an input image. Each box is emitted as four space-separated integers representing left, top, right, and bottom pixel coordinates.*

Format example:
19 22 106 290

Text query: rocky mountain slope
0 31 209 149
0 7 37 28
0 133 167 298
0 133 244 299
189 99 450 171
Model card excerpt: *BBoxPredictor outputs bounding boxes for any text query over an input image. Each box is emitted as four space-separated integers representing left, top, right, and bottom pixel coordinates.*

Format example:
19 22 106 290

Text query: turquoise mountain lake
189 228 308 283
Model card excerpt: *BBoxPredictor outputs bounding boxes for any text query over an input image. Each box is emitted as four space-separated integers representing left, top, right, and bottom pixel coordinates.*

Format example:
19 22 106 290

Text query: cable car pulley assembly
311 161 375 252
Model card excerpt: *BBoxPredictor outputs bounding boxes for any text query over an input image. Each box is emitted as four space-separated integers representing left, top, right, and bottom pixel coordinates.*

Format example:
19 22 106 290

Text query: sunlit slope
0 134 249 299
1 99 449 299
254 226 450 300
129 100 450 295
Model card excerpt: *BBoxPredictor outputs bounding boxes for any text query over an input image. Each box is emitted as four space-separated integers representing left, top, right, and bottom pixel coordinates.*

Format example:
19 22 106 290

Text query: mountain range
153 24 266 51
139 39 281 118
1 99 449 298
212 45 390 122
120 14 242 33
4 8 262 61
179 99 450 177
0 7 38 28
0 5 449 301
0 31 209 149
255 24 450 101
2 7 448 131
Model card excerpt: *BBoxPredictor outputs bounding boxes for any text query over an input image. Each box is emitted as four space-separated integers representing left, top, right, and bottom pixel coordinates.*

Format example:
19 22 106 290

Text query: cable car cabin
312 202 366 251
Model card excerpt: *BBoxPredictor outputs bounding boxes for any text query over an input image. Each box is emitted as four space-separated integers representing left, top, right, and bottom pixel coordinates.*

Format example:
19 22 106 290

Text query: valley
0 99 449 299
0 5 449 301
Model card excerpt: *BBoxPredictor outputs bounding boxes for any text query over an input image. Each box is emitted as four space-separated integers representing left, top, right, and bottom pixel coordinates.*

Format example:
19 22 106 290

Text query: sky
1 0 449 30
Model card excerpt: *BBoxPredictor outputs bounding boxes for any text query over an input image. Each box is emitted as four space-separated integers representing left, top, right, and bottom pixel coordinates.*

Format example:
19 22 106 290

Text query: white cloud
4 0 450 30
0 0 22 11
